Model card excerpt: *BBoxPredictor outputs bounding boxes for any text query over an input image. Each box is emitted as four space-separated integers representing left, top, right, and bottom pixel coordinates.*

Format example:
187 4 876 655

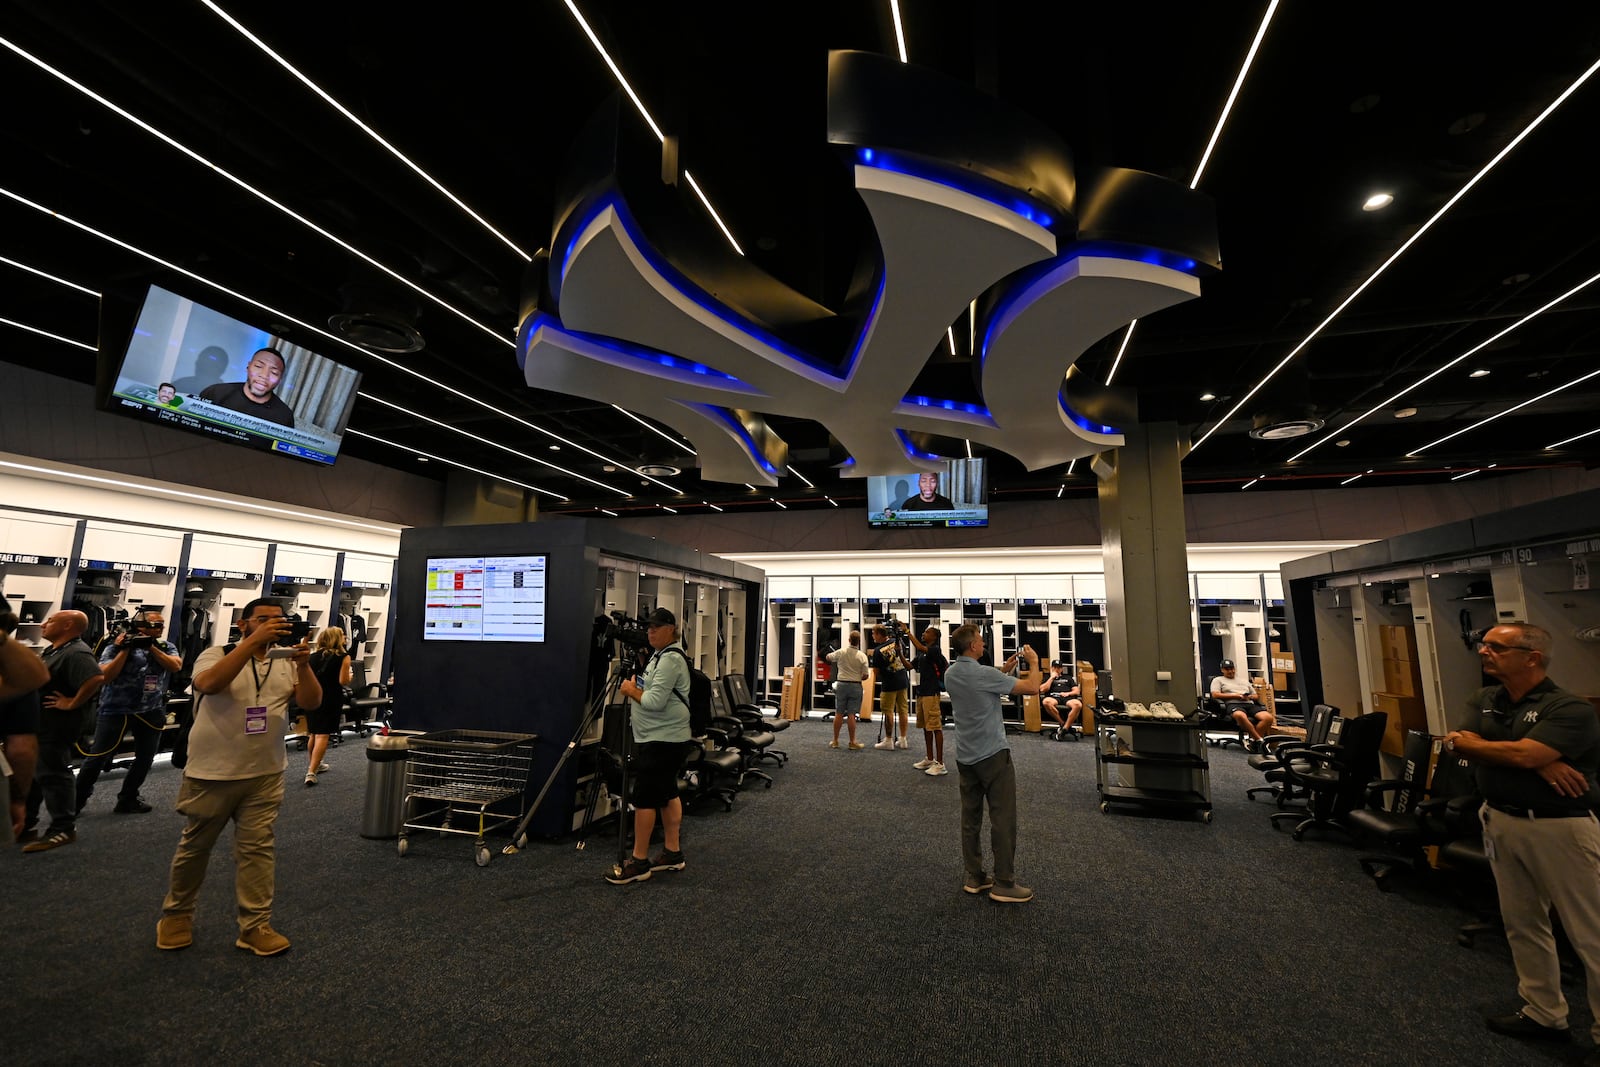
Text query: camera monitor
423 555 548 643
103 283 362 465
865 458 988 529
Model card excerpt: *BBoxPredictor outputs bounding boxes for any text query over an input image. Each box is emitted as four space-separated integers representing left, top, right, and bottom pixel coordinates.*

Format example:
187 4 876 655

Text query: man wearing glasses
156 599 319 956
76 610 183 816
1445 623 1600 1056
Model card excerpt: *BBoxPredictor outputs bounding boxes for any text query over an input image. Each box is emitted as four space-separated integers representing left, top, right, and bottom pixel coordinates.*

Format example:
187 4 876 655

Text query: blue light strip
689 403 780 476
520 309 745 384
1057 395 1121 436
855 147 1056 230
904 394 986 416
894 428 942 462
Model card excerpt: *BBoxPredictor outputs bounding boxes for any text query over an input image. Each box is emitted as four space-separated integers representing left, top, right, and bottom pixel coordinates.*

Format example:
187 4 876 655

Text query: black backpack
659 646 712 735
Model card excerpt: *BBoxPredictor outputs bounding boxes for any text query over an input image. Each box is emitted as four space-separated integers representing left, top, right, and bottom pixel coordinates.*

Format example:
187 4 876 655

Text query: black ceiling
4 2 1600 516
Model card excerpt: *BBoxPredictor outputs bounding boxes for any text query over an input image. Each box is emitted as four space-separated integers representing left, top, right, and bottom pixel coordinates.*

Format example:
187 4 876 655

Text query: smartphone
266 646 297 659
276 619 313 647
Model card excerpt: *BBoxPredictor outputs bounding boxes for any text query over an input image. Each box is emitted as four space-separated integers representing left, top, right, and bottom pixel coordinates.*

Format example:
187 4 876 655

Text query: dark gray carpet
5 720 1591 1066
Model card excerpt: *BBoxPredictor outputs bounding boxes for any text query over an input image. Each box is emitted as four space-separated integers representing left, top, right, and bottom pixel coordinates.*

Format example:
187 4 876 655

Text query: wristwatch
1446 736 1457 751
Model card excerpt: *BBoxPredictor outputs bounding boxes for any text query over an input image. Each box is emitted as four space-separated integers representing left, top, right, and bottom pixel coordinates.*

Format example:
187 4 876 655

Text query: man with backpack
608 607 691 885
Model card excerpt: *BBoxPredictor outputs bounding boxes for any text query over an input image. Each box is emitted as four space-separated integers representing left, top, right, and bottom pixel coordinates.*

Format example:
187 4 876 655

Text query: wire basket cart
397 729 537 867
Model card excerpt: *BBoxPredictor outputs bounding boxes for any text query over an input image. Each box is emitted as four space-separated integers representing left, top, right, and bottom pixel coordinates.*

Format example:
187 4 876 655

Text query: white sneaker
926 762 949 776
873 738 894 750
912 757 934 769
895 737 909 749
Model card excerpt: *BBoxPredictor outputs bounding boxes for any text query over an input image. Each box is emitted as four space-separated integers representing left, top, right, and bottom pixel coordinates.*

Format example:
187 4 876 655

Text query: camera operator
870 621 911 750
156 599 318 956
76 609 182 815
1 595 49 842
21 610 104 853
608 607 691 885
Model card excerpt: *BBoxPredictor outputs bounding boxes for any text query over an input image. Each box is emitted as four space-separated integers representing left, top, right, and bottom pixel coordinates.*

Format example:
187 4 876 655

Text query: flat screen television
423 555 548 643
103 283 361 465
865 458 988 528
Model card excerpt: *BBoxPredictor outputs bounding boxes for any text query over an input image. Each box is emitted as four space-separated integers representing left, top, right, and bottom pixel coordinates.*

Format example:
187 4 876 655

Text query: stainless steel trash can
360 733 411 839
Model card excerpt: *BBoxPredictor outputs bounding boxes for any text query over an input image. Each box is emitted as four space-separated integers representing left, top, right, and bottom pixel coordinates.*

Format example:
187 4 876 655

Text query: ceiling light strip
198 1 531 262
563 1 742 255
1450 469 1482 481
1408 368 1600 457
703 500 724 512
0 185 679 493
770 498 788 509
889 0 909 62
1289 267 1600 461
344 429 568 501
0 254 100 296
1547 426 1600 450
1192 52 1600 456
0 458 402 533
1103 320 1137 385
1189 0 1280 190
0 316 96 351
357 391 632 495
610 404 698 455
0 34 512 348
788 466 815 489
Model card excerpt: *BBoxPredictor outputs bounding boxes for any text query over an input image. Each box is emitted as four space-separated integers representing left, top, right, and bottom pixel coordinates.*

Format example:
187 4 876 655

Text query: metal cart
398 729 537 866
1094 714 1213 823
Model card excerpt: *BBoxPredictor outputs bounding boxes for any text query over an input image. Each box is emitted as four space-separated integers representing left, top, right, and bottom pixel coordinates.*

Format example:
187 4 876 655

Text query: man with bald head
21 609 104 852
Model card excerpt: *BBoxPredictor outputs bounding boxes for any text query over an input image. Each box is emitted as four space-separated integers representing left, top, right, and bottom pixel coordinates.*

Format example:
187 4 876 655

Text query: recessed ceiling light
1200 392 1217 401
1362 192 1394 211
548 444 561 451
1393 407 1418 419
1335 439 1351 447
1469 368 1491 378
415 455 429 462
637 463 681 477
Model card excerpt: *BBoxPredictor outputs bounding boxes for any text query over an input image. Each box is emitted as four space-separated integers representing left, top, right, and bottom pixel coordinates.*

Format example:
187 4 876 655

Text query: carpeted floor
5 718 1591 1066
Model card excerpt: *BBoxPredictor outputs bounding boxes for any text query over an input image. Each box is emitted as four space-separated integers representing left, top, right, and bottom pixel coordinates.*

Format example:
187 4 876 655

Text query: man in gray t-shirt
944 623 1038 903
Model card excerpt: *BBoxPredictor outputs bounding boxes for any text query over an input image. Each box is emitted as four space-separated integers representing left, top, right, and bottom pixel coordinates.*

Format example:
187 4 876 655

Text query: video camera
602 610 650 650
108 614 160 650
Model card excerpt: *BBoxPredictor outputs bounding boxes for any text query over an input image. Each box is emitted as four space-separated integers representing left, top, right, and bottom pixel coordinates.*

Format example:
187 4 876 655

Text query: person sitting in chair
1211 659 1274 752
1041 661 1085 741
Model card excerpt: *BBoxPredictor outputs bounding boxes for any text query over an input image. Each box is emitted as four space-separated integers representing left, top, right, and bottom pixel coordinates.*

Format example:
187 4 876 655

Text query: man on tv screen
155 382 181 407
199 347 295 428
902 472 954 511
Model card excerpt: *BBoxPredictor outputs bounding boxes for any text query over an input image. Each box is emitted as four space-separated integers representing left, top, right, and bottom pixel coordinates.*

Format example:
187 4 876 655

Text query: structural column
1096 422 1195 710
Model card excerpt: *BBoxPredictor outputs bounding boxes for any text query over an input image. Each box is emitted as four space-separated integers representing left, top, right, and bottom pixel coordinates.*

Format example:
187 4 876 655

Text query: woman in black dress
304 627 352 786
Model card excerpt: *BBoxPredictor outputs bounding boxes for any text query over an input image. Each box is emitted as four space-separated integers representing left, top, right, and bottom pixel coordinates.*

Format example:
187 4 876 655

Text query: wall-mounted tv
866 458 988 528
104 284 361 465
423 555 548 643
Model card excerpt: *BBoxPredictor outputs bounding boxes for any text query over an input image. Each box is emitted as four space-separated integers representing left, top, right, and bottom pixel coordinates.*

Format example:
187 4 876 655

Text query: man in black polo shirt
1445 622 1600 1056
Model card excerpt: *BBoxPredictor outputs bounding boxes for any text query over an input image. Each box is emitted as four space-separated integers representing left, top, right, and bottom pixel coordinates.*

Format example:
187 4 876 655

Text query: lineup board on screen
423 554 547 642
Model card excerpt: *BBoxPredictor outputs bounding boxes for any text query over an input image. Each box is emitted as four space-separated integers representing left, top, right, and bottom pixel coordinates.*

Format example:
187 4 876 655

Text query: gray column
1096 423 1194 710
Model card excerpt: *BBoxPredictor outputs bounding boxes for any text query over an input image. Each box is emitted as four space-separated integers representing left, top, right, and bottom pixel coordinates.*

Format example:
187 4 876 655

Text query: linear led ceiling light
563 1 743 255
1408 368 1600 457
889 0 909 63
345 429 568 500
703 500 724 512
788 466 815 489
0 254 100 296
200 1 531 262
610 405 697 456
1193 50 1600 455
1104 320 1137 385
1340 470 1372 486
1290 266 1600 461
0 185 681 493
0 34 512 348
1548 426 1600 450
0 316 96 351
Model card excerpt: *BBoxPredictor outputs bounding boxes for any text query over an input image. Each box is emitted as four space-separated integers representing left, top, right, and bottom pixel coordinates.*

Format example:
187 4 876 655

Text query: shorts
0 690 41 735
880 687 909 720
631 740 690 807
834 680 863 717
916 694 943 730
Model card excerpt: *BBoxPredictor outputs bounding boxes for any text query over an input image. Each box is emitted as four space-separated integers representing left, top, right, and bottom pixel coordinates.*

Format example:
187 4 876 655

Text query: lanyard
247 655 273 700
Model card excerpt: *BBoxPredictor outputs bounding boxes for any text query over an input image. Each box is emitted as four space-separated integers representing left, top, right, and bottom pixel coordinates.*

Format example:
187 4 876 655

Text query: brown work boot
156 914 193 950
235 925 291 956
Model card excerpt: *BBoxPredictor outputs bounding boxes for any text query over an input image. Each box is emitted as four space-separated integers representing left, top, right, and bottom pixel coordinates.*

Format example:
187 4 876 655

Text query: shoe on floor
926 762 949 776
156 914 193 951
873 738 894 750
1485 1011 1569 1042
315 762 330 773
304 773 317 787
847 741 865 750
235 925 291 957
895 737 909 749
606 856 653 885
16 827 40 845
990 882 1035 903
913 757 934 769
963 873 994 895
21 829 75 853
650 849 686 872
114 797 154 814
829 740 840 748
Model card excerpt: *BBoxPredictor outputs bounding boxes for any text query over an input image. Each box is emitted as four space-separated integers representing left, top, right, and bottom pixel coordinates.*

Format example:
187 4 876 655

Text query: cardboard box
1379 712 1407 757
1022 694 1042 732
1253 679 1275 713
1270 651 1296 673
1379 624 1417 663
1077 666 1097 731
1372 690 1427 731
1382 657 1423 698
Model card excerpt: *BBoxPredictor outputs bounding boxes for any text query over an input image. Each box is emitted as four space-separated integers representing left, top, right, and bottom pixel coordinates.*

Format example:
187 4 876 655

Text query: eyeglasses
137 620 164 629
1478 640 1534 654
246 614 285 623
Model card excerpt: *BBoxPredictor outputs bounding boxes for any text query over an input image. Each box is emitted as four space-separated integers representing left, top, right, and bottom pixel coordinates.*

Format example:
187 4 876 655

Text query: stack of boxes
779 664 807 720
1374 624 1428 755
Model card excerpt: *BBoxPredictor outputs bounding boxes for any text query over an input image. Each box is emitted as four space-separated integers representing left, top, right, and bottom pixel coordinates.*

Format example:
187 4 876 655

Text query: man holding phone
156 598 319 956
76 609 183 815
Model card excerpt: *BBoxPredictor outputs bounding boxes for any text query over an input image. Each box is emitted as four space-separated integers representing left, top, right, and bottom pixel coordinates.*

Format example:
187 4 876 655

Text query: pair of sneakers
962 873 1034 903
873 736 908 750
912 757 949 776
605 849 687 885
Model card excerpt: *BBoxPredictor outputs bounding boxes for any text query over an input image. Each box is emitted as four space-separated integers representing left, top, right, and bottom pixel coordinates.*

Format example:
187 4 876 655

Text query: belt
1487 800 1592 820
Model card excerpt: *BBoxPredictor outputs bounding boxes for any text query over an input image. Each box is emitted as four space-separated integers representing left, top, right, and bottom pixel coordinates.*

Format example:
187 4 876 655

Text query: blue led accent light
519 311 746 385
894 429 942 462
691 403 780 476
1067 239 1200 276
904 394 987 417
555 192 882 383
1058 395 1121 436
855 147 1056 230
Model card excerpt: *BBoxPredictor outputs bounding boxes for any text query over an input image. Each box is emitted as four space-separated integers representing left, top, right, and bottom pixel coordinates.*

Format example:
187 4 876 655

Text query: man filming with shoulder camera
156 598 319 956
608 607 691 885
76 609 183 816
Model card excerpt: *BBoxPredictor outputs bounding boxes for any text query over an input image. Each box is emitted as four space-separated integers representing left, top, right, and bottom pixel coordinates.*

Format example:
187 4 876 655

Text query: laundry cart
397 729 538 867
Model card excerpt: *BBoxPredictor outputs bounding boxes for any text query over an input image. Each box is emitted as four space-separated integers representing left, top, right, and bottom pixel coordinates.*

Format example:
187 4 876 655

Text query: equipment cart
398 729 537 866
1094 714 1213 823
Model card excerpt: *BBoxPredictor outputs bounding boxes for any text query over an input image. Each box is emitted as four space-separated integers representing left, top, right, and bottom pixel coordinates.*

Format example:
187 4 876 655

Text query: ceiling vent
329 312 426 354
1248 407 1325 441
636 463 682 477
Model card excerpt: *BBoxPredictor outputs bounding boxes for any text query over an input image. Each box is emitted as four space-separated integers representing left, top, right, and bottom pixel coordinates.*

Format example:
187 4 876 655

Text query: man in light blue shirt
944 623 1037 903
609 607 691 885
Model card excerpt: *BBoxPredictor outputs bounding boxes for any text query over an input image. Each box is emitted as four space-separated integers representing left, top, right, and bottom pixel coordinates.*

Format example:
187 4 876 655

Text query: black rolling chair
1348 729 1441 889
1270 712 1387 841
681 738 740 813
344 662 392 735
708 715 775 790
721 674 788 765
1246 703 1338 804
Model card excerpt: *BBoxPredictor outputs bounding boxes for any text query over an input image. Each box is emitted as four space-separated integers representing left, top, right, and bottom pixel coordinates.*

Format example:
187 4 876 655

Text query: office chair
1348 729 1441 889
721 674 789 764
345 662 392 735
1246 703 1339 804
707 715 775 789
1270 712 1387 841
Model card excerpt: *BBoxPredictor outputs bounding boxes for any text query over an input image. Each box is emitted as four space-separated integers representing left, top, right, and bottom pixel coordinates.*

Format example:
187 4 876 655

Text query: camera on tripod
603 610 650 649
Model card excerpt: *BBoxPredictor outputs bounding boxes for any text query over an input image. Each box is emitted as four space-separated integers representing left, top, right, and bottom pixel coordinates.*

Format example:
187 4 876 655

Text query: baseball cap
644 607 676 628
1220 659 1236 669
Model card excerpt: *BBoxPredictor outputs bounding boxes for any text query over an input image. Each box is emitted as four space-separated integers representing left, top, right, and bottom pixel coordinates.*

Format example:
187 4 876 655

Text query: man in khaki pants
1446 623 1600 1062
157 599 320 956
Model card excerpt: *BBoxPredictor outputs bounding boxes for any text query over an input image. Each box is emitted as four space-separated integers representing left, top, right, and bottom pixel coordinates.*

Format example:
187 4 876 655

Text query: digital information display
423 554 547 643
